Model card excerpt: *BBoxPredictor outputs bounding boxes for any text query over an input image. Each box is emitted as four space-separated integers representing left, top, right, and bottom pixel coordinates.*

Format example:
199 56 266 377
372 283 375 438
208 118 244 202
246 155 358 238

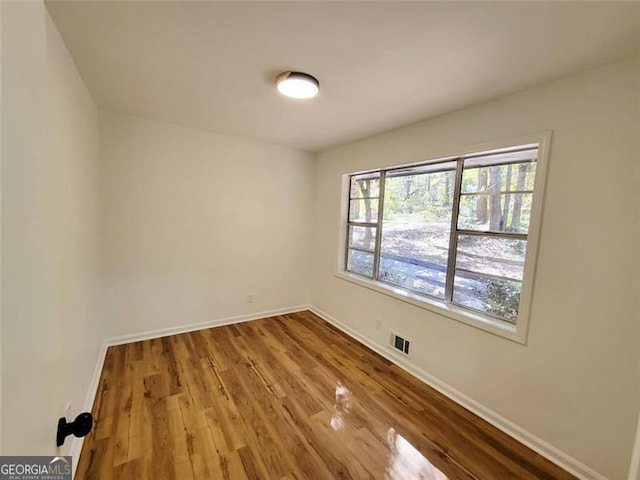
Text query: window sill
334 271 527 344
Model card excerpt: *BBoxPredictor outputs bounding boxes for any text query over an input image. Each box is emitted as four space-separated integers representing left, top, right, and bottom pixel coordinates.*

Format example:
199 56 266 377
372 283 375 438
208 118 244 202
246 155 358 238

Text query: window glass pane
349 199 379 223
350 174 380 199
463 148 537 169
456 235 526 281
387 160 457 178
457 193 532 233
380 169 455 298
452 270 521 323
379 255 446 298
461 162 536 193
346 249 374 277
342 143 544 329
348 226 376 251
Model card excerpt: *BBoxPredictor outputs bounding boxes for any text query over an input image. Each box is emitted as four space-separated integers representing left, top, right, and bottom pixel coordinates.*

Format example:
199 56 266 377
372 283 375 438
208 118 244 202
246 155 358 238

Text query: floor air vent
390 332 411 356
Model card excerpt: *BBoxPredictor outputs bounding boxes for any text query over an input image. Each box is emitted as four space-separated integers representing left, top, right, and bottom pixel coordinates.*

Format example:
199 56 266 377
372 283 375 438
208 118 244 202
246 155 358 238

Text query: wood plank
76 311 575 480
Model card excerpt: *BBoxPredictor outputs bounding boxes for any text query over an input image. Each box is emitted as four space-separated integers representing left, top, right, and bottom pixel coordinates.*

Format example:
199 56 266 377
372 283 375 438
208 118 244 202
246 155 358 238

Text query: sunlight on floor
330 381 351 431
329 381 447 479
386 428 448 480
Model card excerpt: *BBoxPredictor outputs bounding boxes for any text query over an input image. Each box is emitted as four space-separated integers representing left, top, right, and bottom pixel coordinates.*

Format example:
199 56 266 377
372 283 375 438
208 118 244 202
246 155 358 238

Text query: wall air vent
390 331 411 356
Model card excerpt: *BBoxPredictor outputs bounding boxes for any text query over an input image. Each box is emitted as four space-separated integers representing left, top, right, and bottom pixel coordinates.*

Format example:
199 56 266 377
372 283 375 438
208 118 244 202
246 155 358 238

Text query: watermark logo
0 456 71 480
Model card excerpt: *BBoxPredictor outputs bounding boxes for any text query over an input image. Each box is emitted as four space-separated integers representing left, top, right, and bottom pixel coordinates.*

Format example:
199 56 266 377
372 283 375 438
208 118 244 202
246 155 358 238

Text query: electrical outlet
247 294 254 304
375 318 382 330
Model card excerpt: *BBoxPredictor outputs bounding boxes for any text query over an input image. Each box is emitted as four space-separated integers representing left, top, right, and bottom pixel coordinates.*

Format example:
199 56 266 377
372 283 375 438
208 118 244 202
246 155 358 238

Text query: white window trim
336 131 552 344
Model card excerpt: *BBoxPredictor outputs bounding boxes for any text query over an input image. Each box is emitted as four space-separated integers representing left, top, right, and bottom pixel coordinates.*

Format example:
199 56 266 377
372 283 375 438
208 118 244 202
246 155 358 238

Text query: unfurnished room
1 1 639 479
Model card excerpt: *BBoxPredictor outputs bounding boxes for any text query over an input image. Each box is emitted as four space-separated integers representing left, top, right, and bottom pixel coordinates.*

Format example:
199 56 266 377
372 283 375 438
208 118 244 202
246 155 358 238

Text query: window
341 135 549 341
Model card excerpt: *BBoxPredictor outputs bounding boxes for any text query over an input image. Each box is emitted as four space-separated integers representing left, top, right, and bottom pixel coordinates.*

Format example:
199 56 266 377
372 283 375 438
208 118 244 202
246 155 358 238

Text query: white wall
2 3 637 478
1 0 101 457
99 112 313 337
0 0 4 455
312 57 640 480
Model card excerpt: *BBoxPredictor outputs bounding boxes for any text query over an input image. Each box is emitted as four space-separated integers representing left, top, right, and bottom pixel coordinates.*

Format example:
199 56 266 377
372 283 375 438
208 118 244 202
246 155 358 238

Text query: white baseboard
308 305 608 480
74 304 609 480
72 304 308 479
71 340 108 479
105 305 310 346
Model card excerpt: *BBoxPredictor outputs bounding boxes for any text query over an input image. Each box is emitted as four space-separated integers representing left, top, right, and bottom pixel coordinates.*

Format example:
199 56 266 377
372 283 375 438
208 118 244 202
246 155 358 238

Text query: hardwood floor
76 311 574 479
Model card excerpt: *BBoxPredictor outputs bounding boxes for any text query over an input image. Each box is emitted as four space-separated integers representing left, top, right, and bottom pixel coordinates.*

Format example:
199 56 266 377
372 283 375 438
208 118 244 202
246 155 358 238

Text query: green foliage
473 279 520 322
384 171 455 222
379 268 406 286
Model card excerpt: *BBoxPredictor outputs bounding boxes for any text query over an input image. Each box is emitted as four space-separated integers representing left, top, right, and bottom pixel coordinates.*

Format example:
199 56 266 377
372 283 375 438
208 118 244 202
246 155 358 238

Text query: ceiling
46 1 640 152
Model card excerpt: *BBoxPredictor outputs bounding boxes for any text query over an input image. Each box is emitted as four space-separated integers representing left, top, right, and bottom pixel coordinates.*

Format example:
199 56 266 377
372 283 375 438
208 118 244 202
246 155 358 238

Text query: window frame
337 132 551 344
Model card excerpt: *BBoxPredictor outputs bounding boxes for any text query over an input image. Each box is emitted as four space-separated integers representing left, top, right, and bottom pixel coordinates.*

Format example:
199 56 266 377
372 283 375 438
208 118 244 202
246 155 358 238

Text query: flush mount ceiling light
275 71 319 99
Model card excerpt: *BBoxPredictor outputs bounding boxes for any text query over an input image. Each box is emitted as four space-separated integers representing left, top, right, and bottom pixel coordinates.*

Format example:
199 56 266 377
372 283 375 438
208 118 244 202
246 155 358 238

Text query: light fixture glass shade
275 71 319 99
